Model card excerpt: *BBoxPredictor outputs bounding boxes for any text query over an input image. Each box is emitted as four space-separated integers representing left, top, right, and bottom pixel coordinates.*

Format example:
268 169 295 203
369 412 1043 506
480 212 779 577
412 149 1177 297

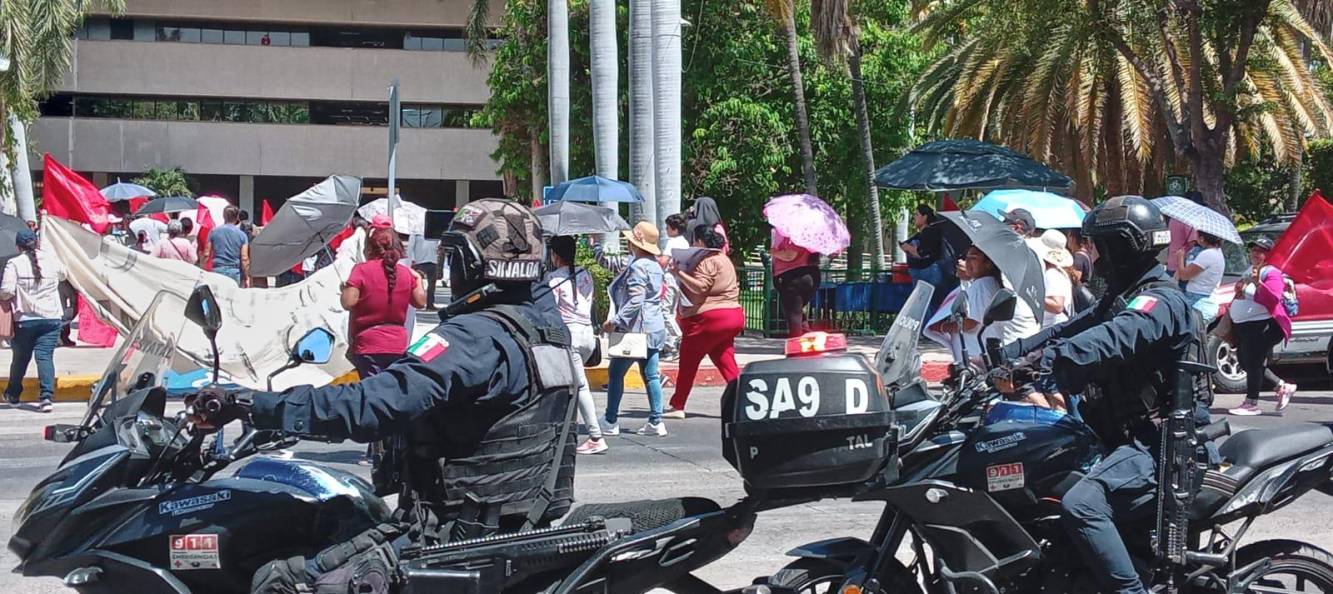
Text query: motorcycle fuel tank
955 402 1104 513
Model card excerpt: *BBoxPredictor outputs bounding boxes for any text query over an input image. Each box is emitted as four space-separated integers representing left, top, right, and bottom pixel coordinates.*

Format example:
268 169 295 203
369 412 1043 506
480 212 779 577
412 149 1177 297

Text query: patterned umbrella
1150 196 1242 244
763 194 850 255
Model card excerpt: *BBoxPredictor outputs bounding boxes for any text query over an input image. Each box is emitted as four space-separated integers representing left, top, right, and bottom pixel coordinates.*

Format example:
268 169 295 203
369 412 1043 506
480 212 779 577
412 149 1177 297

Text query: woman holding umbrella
772 229 819 337
764 194 851 338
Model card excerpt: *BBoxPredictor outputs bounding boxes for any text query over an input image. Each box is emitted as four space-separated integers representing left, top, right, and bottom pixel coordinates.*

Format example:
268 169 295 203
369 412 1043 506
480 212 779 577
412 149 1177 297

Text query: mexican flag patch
1127 295 1159 312
408 333 450 362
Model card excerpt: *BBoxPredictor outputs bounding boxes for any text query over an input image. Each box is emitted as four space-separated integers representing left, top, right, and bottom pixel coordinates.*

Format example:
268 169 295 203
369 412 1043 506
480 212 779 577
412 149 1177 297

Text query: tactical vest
403 304 579 540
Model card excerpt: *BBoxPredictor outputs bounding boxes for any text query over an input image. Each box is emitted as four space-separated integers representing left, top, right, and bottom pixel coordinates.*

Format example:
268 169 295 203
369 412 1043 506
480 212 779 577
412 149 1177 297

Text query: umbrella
134 196 199 216
357 195 427 235
942 210 1045 317
250 176 362 277
875 139 1072 191
972 189 1088 229
0 212 28 260
762 194 851 255
549 175 644 203
100 180 156 202
1150 196 1242 244
536 201 630 236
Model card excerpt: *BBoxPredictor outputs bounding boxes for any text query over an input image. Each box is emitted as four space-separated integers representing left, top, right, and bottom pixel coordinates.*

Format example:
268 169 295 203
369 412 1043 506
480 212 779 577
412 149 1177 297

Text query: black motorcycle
10 288 390 594
764 287 1333 594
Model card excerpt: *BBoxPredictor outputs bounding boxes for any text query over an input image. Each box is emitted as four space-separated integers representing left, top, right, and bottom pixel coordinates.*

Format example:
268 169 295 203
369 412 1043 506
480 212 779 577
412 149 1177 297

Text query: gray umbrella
134 196 199 215
0 212 26 261
876 139 1072 191
942 210 1045 318
250 176 362 277
100 180 157 202
1150 195 1242 244
536 201 630 236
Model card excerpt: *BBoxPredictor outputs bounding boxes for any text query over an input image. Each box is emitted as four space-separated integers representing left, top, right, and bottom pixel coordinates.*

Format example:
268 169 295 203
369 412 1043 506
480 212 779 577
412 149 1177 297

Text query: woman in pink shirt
150 220 198 264
1226 236 1296 416
771 228 819 337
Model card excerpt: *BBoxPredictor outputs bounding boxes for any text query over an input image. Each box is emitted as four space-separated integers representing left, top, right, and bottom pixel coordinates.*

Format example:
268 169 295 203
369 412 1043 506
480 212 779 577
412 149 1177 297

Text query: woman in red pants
664 225 743 418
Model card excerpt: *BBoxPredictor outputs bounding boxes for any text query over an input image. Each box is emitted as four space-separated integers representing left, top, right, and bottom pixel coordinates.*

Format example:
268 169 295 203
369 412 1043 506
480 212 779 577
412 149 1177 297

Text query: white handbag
605 332 649 359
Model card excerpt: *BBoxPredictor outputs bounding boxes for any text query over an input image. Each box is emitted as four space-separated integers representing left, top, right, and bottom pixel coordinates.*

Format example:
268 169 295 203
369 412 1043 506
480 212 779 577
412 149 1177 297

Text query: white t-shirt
1229 266 1278 324
960 276 999 359
1042 267 1072 328
1184 247 1225 295
665 235 690 258
1 250 68 321
544 267 595 328
1001 295 1042 344
129 218 168 247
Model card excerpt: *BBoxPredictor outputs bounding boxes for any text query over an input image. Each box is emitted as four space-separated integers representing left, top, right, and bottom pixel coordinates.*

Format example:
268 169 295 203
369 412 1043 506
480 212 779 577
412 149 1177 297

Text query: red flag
1269 190 1333 319
195 206 216 271
41 154 110 233
941 194 960 212
328 224 357 250
261 199 275 226
127 196 168 223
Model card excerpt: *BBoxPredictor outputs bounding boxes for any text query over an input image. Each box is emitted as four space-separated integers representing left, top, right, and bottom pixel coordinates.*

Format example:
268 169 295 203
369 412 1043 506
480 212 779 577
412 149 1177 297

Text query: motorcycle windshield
875 282 935 391
80 291 193 431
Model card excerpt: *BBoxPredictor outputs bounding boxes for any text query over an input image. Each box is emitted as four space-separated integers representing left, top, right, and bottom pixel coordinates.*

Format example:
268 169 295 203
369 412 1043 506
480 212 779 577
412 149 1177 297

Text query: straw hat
623 221 662 256
1028 228 1074 268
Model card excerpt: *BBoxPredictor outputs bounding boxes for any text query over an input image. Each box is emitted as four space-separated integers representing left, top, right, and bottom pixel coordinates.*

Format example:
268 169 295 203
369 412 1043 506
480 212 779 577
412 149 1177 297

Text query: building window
201 27 224 44
110 19 134 40
44 94 475 129
224 29 246 45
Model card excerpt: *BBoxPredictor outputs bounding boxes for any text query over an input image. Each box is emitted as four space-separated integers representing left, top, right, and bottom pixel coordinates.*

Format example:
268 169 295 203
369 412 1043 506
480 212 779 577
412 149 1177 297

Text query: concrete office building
30 0 505 213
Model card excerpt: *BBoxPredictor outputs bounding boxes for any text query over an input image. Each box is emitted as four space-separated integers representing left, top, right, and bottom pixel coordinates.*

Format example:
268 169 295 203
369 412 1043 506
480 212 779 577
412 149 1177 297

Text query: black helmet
441 199 544 297
1082 195 1170 291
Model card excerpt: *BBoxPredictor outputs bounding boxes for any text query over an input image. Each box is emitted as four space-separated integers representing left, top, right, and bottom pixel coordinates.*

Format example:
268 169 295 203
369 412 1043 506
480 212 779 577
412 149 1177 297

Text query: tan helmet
441 198 544 286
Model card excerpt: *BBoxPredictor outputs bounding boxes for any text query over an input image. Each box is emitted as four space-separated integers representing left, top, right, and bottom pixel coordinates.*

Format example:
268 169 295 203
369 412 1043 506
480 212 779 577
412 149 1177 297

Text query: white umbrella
250 176 362 277
1150 196 1242 244
357 195 427 235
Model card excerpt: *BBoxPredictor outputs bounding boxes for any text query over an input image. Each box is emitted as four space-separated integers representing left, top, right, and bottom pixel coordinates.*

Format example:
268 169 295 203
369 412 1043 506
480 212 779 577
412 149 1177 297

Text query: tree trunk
548 0 571 186
1191 144 1228 214
1287 153 1303 212
589 0 620 247
629 0 657 228
7 115 35 222
779 7 818 196
530 128 548 203
848 39 885 269
651 0 683 234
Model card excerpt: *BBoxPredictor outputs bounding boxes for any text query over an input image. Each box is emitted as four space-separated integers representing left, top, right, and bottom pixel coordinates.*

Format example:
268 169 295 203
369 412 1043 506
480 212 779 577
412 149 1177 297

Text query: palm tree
629 0 657 227
652 0 682 226
548 0 571 186
589 0 619 246
764 0 818 196
1 0 126 220
912 0 1333 210
812 0 886 267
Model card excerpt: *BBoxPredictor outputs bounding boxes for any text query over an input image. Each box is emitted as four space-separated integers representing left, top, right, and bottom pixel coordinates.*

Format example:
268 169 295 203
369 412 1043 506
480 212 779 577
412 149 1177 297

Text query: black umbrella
875 139 1072 191
536 201 630 236
941 210 1045 317
134 196 199 216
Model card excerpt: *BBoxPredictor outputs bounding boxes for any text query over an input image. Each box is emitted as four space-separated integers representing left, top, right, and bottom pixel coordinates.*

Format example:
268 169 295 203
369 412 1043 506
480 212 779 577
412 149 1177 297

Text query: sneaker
38 401 53 413
599 418 620 436
662 407 686 420
576 438 609 455
1276 382 1297 413
635 421 668 436
1229 400 1262 416
3 393 18 406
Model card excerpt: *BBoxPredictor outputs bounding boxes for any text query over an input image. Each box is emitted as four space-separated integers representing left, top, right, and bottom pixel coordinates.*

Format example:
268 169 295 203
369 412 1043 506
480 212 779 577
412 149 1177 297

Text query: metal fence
739 262 912 337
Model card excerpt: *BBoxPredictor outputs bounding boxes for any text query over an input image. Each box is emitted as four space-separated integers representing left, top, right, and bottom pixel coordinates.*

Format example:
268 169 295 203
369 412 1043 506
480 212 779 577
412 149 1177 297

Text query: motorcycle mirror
185 285 223 339
291 328 335 365
983 289 1017 325
950 291 970 320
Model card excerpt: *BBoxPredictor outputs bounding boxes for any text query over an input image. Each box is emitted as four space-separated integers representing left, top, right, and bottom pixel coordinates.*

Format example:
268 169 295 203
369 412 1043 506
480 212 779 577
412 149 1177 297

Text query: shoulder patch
1127 295 1159 312
408 333 450 362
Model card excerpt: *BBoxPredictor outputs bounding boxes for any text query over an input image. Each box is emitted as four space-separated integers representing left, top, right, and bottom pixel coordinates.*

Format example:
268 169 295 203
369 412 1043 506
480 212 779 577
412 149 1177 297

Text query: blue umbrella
100 179 157 202
549 175 644 203
972 189 1088 229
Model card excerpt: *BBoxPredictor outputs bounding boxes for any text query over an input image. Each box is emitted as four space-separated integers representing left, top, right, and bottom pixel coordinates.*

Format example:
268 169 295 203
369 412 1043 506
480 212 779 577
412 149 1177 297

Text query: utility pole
387 79 400 223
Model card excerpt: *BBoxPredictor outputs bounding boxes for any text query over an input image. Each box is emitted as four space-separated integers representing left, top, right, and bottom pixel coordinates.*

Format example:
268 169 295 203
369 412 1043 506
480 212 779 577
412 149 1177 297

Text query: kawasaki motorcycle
9 289 390 594
764 289 1333 594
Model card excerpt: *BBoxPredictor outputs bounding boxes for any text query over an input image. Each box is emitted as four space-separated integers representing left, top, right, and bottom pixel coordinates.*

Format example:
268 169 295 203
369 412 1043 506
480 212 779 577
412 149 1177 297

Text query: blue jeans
6 319 62 402
215 266 242 284
604 349 663 424
1183 291 1218 325
1062 443 1156 594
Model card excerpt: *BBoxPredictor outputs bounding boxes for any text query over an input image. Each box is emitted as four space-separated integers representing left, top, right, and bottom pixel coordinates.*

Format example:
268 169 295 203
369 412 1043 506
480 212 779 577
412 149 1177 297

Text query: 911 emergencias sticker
170 534 220 570
986 462 1025 492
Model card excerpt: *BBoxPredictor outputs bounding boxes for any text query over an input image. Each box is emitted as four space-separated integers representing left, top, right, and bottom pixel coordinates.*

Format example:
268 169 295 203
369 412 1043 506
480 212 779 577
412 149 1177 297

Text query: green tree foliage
132 167 193 198
1306 139 1333 197
478 0 930 264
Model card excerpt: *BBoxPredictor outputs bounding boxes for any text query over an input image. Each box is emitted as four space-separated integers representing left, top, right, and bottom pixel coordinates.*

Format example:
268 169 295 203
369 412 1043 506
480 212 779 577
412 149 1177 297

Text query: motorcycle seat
1218 424 1333 485
561 497 721 534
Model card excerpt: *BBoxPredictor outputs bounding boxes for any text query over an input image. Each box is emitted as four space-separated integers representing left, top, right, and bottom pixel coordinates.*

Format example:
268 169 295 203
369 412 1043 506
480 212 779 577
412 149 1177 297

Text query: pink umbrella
763 194 850 255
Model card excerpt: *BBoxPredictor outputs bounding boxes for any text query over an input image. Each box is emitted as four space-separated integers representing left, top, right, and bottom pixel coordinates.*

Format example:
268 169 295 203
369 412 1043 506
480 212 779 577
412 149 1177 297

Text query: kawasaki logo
974 432 1027 454
159 491 231 516
486 260 539 280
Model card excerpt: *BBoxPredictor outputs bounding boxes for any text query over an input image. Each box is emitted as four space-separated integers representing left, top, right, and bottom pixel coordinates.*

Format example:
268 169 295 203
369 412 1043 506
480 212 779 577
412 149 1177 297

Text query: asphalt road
0 386 1331 593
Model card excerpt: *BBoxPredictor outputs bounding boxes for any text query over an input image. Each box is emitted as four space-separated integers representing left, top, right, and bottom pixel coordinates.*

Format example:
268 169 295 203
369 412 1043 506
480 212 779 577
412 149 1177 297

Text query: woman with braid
2 229 67 412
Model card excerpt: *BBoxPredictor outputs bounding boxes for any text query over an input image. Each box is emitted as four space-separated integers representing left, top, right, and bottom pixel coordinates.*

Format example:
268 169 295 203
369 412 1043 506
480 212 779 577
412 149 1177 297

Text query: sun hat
1027 228 1074 268
370 214 394 230
623 221 662 256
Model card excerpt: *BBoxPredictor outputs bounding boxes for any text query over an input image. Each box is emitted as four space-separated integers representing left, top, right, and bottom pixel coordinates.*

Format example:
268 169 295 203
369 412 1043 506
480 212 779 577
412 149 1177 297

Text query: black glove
184 387 251 432
1007 349 1050 387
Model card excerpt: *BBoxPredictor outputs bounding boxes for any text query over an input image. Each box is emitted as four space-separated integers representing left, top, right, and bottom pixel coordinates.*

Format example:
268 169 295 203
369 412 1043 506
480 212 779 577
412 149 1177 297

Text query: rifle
398 516 633 593
1153 359 1213 591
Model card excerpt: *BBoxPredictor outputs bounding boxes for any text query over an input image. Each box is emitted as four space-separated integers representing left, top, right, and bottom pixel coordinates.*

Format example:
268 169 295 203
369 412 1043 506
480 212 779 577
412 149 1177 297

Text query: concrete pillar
239 175 255 214
454 180 470 210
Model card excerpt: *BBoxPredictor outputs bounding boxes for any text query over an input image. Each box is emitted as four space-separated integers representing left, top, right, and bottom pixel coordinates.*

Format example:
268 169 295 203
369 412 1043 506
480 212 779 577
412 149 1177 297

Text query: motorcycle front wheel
1234 540 1333 593
767 559 923 594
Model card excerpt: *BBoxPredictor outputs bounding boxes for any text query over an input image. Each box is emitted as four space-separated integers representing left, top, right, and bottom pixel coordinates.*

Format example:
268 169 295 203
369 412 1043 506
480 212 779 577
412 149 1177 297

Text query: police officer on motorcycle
187 199 580 592
999 195 1211 594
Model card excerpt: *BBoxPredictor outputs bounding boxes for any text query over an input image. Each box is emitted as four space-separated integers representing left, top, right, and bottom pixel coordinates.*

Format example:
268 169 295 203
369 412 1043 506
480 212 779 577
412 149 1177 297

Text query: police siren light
784 332 849 357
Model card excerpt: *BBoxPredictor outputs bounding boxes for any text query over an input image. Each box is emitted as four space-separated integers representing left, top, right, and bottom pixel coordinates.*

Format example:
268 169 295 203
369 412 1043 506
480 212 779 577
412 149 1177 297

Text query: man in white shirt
128 216 167 250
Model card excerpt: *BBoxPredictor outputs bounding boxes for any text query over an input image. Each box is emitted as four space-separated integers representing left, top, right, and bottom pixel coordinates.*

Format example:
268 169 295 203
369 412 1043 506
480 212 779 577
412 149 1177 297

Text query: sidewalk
0 331 953 402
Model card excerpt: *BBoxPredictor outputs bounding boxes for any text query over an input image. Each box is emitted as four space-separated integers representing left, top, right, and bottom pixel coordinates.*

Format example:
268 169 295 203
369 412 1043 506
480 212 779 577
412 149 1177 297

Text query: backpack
1265 265 1300 317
